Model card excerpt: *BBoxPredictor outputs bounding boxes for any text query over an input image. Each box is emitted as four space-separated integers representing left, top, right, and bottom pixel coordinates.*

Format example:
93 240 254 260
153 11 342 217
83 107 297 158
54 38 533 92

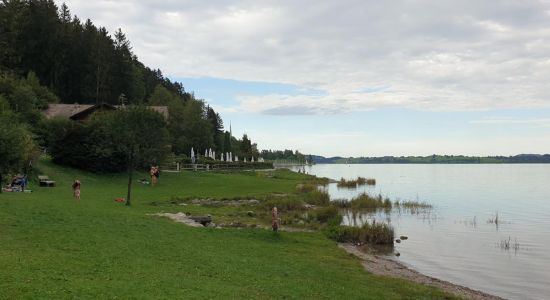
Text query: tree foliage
108 106 170 205
0 111 36 188
0 0 186 104
0 0 262 175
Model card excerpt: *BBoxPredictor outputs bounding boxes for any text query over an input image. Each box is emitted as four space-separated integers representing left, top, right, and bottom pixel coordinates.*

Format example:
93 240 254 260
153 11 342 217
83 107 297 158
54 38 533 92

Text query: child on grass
72 180 81 200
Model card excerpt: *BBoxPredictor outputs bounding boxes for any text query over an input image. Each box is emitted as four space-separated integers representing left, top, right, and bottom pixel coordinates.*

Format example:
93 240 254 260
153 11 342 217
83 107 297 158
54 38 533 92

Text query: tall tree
110 106 169 205
240 134 252 158
206 106 223 150
0 111 36 191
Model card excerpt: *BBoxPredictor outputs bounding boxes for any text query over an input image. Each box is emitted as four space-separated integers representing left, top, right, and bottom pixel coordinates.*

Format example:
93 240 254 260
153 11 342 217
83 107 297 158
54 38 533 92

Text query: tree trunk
126 149 134 206
126 165 133 206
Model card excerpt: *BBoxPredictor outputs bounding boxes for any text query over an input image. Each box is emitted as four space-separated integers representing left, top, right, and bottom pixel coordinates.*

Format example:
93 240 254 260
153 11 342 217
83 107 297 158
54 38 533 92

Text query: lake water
290 164 550 300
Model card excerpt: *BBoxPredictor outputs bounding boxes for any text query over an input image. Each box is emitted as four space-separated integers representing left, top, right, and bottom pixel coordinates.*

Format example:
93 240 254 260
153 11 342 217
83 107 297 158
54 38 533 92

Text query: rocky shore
339 243 505 300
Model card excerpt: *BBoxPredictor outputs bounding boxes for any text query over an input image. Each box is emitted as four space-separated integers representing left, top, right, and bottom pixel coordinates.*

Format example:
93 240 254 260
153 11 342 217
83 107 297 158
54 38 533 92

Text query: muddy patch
181 199 260 206
150 212 205 227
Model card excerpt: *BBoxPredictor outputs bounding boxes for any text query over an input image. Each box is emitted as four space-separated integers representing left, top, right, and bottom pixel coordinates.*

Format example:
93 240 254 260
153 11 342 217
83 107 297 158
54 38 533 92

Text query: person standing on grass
150 166 157 186
272 207 279 232
72 180 81 201
154 165 160 185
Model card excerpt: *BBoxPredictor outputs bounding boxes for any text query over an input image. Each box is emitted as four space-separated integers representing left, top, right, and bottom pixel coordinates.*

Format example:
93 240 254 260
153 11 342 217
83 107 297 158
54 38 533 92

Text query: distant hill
309 154 550 164
308 155 343 164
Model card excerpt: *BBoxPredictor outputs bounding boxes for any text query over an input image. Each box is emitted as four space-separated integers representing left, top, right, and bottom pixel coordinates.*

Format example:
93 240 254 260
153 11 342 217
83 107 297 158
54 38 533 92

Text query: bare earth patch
339 243 505 300
181 199 260 206
150 212 204 227
151 212 314 232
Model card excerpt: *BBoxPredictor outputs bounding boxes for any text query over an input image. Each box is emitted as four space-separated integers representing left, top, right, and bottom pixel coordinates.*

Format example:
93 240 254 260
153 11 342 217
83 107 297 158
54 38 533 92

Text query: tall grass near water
337 176 376 188
326 220 395 245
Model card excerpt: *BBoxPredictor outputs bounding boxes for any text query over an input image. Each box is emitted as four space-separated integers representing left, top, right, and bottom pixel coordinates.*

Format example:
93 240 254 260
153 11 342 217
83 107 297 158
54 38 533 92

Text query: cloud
60 0 550 114
470 118 550 127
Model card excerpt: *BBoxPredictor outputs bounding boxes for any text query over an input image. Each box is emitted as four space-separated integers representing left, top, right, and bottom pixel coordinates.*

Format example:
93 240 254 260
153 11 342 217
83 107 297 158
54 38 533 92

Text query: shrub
48 120 128 173
47 108 169 173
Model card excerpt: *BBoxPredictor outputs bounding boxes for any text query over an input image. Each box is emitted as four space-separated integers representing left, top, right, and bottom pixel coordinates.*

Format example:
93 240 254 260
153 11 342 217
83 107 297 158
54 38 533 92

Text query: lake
290 164 550 300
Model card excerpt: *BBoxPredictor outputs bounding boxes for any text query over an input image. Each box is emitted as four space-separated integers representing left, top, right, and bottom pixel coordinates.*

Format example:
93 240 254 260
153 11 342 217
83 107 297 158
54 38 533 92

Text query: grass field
0 159 458 299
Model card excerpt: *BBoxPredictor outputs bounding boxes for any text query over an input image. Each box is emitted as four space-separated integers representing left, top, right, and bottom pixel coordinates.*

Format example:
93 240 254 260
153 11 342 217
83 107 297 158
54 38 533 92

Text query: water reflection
285 164 550 300
341 206 437 227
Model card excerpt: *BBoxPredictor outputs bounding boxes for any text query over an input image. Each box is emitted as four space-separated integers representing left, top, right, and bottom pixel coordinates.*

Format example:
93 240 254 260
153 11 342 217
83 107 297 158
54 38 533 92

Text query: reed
325 220 394 245
336 176 376 188
499 236 520 251
263 195 305 212
394 200 432 209
488 212 499 225
314 206 342 224
295 183 318 193
302 189 331 206
348 193 392 210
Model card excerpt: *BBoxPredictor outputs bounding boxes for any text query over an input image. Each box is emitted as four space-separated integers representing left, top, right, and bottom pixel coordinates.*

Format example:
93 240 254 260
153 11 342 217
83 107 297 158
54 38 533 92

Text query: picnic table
38 175 56 187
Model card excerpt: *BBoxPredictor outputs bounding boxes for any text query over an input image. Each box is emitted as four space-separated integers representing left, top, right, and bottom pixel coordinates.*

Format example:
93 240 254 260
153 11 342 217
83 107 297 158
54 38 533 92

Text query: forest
0 0 263 178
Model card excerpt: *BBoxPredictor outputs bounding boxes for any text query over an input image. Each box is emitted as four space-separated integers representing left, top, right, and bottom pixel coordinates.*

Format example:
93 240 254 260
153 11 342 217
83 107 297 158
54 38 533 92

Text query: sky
58 0 550 157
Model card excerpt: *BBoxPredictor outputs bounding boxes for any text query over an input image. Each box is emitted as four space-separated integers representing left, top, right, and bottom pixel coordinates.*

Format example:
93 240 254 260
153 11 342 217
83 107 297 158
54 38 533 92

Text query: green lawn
0 159 458 299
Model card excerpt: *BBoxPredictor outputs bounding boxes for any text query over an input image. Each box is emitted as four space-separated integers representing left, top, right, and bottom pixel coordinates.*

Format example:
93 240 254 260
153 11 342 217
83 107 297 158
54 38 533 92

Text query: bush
47 108 169 173
49 120 128 173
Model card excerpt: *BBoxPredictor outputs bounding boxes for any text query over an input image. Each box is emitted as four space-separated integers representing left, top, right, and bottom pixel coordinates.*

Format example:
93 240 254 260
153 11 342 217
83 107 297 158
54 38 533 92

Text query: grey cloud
261 105 319 115
61 0 550 114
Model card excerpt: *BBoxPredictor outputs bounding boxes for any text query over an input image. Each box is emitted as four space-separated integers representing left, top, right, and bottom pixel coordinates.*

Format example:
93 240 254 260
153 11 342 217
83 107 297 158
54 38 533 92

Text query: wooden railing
161 162 273 172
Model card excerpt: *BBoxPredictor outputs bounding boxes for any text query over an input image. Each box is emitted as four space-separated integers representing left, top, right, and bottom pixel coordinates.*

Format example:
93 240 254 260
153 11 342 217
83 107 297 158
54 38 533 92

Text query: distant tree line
260 150 308 163
310 154 550 164
0 0 261 180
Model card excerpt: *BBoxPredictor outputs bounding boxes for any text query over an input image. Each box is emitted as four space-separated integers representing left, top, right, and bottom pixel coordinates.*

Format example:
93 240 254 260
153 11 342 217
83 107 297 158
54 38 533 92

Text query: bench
38 175 56 187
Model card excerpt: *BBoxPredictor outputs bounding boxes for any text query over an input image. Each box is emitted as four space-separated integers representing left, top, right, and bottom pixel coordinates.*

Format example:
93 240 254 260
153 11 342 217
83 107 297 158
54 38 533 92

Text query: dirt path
339 244 505 300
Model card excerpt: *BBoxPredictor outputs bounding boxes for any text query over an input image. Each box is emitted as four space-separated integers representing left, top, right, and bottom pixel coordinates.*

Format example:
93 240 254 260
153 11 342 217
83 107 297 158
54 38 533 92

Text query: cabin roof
43 104 169 120
43 104 96 119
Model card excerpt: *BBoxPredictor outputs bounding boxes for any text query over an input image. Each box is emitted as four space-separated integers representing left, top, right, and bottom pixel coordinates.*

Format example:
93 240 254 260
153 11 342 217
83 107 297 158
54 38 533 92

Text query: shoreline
339 243 505 300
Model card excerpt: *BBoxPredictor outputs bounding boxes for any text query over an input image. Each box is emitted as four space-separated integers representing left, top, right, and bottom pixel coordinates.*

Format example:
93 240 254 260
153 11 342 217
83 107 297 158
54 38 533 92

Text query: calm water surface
291 164 550 300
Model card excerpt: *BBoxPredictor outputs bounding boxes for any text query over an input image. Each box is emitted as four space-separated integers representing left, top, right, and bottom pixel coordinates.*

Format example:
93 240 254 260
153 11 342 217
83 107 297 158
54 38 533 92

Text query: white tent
244 157 247 163
235 156 239 162
220 153 224 161
191 148 195 164
204 149 208 157
226 152 230 162
251 157 255 162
